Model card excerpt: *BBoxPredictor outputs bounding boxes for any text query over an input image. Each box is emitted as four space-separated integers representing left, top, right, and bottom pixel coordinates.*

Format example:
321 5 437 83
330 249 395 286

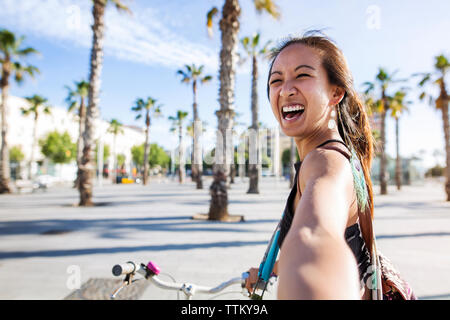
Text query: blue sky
1 0 449 168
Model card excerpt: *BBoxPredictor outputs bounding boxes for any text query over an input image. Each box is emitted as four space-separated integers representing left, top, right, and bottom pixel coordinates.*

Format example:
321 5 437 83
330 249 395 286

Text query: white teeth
282 105 304 113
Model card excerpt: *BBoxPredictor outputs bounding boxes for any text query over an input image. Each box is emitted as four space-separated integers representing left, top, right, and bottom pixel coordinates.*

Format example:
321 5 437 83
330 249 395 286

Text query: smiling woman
245 31 378 300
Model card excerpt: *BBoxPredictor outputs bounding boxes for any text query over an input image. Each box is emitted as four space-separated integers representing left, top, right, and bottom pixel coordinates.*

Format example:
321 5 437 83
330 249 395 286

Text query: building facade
1 95 146 182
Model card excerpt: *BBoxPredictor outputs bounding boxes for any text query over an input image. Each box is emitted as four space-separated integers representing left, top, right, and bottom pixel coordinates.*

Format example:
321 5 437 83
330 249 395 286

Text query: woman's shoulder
299 146 354 192
302 146 352 176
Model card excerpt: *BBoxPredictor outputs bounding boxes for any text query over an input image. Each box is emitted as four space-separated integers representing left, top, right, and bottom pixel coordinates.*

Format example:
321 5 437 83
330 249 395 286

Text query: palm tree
206 0 280 221
415 54 450 200
240 33 271 194
230 111 246 185
79 0 130 206
388 89 411 190
0 29 39 193
21 95 51 180
131 97 161 185
107 119 124 184
363 68 403 195
186 120 207 181
176 64 212 189
169 110 189 184
65 80 89 187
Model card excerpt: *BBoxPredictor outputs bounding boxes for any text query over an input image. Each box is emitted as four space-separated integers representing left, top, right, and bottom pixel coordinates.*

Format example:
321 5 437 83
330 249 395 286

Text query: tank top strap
315 139 351 160
315 139 348 149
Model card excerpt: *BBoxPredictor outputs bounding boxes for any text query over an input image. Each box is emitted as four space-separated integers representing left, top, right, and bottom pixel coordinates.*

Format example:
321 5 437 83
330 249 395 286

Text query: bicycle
110 260 276 300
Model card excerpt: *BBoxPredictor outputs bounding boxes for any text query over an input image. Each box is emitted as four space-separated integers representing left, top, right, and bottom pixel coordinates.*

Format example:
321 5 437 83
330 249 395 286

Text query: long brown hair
267 31 375 251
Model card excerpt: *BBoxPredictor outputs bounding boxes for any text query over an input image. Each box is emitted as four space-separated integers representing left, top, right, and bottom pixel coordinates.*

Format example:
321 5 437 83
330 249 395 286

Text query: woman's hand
244 267 259 293
245 261 278 293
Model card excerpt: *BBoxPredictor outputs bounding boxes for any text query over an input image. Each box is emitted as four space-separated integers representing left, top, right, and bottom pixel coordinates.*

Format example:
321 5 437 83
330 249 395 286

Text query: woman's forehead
272 43 321 72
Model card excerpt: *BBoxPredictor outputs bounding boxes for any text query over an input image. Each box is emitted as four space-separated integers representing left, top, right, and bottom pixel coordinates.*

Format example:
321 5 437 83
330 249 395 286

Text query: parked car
116 176 141 184
261 169 274 177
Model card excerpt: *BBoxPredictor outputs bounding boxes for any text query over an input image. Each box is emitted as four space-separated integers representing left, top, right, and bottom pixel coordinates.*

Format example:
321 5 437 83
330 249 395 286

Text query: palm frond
43 106 52 114
178 110 188 120
68 101 79 113
23 65 40 77
418 74 431 87
241 36 250 52
206 7 219 38
435 54 450 70
20 107 30 115
259 40 272 56
252 33 260 48
154 106 162 117
253 0 281 19
14 70 24 84
362 81 375 94
110 0 132 14
177 69 188 78
107 118 124 135
16 46 39 57
201 75 213 83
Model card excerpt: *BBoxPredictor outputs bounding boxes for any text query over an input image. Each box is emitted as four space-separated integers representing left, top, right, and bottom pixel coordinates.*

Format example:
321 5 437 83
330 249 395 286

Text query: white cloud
0 0 218 70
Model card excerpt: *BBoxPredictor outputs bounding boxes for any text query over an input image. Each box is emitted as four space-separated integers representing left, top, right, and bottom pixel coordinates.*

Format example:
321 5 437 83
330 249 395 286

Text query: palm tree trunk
395 117 402 190
228 134 235 187
441 89 450 201
28 113 39 180
208 0 240 220
79 0 105 206
0 62 12 193
379 93 388 195
179 124 185 184
143 123 150 185
192 81 203 189
112 134 117 183
191 81 198 183
75 98 86 188
247 54 259 194
230 163 236 183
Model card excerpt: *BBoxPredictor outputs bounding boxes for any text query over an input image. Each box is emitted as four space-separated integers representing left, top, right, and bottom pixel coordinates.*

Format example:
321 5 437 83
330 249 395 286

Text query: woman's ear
330 86 345 106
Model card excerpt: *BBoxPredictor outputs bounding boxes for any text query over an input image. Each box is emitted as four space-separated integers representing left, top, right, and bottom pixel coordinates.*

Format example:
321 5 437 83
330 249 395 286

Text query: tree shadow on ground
418 293 450 300
377 232 450 240
0 240 268 260
0 216 279 238
375 215 450 221
374 201 449 211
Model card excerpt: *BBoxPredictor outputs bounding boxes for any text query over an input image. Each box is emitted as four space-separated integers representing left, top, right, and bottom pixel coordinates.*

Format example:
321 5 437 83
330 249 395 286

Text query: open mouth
281 104 305 121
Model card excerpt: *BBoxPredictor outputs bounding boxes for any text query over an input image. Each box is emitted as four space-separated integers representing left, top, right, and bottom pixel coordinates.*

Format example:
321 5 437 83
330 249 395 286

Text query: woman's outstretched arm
277 148 360 300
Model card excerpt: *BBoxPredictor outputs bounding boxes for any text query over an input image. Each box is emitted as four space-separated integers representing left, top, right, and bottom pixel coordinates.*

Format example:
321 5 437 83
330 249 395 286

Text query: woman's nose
280 82 297 97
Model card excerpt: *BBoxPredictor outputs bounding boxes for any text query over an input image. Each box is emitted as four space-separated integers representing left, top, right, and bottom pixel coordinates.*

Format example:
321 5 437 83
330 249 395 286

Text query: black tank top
278 139 372 285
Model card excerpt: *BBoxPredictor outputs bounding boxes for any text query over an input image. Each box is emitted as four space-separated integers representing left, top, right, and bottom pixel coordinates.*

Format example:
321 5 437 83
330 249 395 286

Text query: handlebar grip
112 261 136 276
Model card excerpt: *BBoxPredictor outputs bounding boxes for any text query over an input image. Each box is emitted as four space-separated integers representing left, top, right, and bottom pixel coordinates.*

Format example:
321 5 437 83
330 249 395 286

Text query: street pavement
0 176 449 300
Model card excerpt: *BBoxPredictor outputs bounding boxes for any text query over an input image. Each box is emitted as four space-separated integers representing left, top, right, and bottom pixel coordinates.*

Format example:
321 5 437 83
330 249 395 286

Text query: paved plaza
0 176 449 300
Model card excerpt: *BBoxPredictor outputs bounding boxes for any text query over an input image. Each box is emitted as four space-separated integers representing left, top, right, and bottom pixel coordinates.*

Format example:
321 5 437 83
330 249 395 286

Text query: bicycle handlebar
112 261 137 276
111 260 272 299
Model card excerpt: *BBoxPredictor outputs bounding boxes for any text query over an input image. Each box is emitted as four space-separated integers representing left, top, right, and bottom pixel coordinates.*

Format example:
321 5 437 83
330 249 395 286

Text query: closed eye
269 79 281 85
270 73 310 85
